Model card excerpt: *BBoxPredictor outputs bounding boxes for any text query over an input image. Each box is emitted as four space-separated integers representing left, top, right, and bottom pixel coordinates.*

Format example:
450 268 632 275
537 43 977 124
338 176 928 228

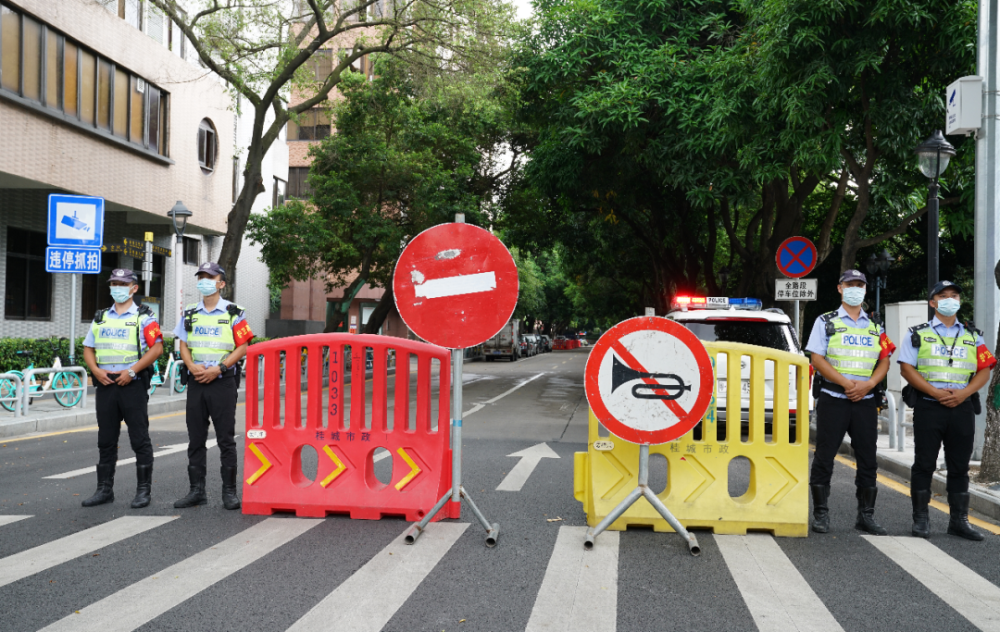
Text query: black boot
947 492 985 541
855 487 888 535
81 464 115 507
911 489 931 538
173 465 207 508
130 463 153 509
811 485 830 533
221 466 241 510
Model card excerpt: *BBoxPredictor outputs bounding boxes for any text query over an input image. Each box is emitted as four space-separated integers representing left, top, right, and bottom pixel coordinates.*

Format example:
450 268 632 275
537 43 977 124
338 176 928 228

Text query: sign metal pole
404 214 500 547
69 274 77 365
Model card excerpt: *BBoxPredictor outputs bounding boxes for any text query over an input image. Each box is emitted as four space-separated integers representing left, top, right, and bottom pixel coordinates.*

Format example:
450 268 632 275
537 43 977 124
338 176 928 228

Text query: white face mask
841 287 866 307
936 297 961 317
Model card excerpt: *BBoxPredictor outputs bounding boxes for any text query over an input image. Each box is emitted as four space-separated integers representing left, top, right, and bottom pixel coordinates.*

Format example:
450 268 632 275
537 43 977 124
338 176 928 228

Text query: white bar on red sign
414 271 497 299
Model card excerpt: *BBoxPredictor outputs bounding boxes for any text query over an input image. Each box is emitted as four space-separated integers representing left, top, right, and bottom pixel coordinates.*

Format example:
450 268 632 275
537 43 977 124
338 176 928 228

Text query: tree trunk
363 287 395 334
219 160 266 300
977 258 1000 482
324 273 368 333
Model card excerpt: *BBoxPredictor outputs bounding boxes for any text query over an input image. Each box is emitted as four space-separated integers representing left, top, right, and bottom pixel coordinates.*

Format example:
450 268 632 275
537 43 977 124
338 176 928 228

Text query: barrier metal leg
583 444 700 556
405 349 500 548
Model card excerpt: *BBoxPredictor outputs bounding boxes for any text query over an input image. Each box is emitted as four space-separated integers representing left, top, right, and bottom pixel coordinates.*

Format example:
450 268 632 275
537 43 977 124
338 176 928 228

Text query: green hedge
0 335 272 376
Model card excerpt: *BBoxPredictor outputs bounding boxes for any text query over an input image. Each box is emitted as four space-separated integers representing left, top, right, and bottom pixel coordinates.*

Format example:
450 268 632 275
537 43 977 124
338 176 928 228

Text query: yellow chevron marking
321 445 347 488
395 448 421 491
246 443 272 485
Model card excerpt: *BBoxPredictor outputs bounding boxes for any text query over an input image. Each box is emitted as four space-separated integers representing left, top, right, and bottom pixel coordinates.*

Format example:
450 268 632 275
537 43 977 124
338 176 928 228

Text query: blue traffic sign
45 247 102 274
776 236 817 279
47 194 104 248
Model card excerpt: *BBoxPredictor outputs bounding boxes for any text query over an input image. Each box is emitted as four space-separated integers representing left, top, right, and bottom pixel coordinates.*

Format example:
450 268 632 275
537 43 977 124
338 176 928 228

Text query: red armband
143 321 163 348
977 344 997 371
233 321 254 346
878 332 896 360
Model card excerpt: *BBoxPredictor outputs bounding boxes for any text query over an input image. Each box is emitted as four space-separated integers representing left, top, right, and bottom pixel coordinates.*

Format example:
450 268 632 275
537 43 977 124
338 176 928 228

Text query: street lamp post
865 247 894 320
167 201 192 347
914 130 956 316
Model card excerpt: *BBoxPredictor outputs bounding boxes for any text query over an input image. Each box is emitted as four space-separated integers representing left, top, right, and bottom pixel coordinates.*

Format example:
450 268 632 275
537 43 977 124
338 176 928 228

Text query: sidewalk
832 423 1000 521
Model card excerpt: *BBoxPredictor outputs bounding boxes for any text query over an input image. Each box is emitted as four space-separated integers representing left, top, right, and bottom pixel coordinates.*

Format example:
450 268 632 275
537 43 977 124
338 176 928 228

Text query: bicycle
0 338 83 412
148 352 187 396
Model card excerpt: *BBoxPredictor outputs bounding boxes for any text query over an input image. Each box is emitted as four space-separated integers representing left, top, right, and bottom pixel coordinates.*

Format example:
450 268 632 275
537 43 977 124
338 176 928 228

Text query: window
5 228 51 320
287 108 331 141
306 49 332 82
287 167 311 199
273 177 287 207
198 118 217 171
183 237 200 265
0 2 170 157
680 321 792 352
81 252 119 319
148 253 164 299
124 0 142 30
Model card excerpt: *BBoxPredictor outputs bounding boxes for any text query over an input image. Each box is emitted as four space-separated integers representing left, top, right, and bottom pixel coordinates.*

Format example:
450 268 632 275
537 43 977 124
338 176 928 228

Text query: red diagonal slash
784 243 810 272
611 340 690 419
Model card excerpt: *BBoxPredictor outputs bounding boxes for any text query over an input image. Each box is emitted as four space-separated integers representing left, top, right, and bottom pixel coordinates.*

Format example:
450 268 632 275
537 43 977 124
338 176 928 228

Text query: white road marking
863 535 1000 630
0 515 31 528
44 438 224 479
464 372 546 417
413 271 496 299
715 534 844 632
496 442 560 492
526 526 618 631
0 516 176 589
286 523 468 632
40 518 321 632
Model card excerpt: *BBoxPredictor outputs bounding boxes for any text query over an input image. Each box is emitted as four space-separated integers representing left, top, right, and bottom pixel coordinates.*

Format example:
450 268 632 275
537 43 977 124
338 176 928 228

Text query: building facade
0 0 280 341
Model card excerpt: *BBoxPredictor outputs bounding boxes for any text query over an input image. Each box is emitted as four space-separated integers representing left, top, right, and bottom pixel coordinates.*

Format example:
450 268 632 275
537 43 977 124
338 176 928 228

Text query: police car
666 296 814 438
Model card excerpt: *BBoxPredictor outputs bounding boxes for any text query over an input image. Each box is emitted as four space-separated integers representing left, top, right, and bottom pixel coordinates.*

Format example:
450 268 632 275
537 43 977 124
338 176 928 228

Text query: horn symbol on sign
611 355 691 401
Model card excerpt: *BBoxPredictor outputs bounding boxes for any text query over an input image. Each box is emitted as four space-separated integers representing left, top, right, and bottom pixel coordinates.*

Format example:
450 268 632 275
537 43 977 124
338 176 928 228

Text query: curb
0 367 391 440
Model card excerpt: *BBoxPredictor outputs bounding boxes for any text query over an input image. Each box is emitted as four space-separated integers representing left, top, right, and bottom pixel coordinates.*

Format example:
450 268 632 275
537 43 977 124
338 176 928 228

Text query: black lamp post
167 201 192 336
865 247 894 319
914 131 955 315
167 200 192 237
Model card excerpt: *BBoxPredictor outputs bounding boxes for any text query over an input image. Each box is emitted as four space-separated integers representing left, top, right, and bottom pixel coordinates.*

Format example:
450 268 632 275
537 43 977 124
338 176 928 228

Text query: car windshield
681 320 792 352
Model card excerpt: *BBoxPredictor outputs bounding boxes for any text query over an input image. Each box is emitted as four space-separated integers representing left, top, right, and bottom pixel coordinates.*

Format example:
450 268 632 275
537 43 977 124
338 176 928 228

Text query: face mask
110 287 132 304
936 298 961 317
841 287 866 307
197 279 219 297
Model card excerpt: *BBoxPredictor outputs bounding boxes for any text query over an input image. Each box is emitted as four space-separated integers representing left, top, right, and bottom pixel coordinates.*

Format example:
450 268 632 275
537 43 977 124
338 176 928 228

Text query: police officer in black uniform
172 262 253 509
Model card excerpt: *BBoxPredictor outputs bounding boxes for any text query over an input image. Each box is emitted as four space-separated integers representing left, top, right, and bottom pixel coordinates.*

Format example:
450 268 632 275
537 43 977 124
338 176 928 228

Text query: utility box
885 301 928 396
946 75 983 136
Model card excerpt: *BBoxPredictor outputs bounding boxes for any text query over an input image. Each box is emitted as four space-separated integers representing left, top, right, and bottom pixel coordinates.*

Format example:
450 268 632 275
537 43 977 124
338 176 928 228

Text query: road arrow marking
320 446 347 488
496 442 560 491
464 372 546 417
43 439 223 480
246 443 273 485
395 448 421 490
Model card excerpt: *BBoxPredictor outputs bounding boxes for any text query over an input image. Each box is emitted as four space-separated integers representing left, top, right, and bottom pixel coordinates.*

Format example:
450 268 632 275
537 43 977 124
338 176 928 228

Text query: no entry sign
393 223 518 349
776 236 817 279
585 317 714 445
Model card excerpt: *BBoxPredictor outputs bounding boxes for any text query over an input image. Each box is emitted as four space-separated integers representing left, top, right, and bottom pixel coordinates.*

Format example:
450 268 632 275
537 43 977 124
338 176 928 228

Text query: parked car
539 335 553 352
522 334 539 356
485 319 520 361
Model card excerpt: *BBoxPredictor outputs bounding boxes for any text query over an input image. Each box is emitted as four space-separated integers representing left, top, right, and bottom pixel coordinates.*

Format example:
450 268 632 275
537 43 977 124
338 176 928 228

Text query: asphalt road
2 347 1000 632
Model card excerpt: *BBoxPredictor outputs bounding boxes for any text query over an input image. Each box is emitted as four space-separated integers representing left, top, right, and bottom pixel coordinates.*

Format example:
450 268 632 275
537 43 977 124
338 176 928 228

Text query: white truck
484 319 521 362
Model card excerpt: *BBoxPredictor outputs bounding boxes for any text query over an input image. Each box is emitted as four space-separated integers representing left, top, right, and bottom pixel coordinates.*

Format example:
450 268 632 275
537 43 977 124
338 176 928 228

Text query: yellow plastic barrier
573 341 811 537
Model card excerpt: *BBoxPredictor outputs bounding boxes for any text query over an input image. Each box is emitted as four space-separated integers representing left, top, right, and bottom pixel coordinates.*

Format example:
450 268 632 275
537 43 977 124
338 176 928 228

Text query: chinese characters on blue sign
45 247 102 274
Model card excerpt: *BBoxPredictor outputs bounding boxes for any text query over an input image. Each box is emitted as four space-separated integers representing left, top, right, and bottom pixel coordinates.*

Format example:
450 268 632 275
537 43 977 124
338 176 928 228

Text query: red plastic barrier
242 334 459 522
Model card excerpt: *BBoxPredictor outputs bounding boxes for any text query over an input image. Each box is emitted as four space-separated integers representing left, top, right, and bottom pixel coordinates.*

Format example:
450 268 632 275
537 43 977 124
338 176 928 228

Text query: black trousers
95 377 153 466
810 392 879 488
911 397 975 493
185 375 238 469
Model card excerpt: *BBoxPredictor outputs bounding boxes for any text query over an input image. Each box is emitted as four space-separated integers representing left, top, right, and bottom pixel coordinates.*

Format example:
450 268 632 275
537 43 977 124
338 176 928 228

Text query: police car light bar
672 296 762 311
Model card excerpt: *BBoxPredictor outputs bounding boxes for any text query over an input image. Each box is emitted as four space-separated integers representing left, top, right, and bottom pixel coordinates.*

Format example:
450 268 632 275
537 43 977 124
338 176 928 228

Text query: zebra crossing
2 512 1000 631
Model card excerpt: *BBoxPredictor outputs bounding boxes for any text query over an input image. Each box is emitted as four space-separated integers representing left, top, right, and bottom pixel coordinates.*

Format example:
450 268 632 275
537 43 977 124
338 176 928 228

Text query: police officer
173 262 253 510
899 280 996 540
81 269 163 508
805 269 895 534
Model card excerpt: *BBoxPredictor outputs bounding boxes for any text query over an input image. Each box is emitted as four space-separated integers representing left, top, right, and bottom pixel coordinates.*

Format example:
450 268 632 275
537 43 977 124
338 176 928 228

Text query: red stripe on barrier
242 333 459 521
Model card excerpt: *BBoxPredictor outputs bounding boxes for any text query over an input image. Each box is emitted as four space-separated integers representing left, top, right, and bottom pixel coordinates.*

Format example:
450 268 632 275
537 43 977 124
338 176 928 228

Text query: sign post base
583 444 700 556
404 349 500 548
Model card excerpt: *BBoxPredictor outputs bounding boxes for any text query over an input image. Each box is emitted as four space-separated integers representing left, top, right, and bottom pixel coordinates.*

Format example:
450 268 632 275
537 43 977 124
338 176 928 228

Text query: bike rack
22 367 88 410
0 373 25 417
